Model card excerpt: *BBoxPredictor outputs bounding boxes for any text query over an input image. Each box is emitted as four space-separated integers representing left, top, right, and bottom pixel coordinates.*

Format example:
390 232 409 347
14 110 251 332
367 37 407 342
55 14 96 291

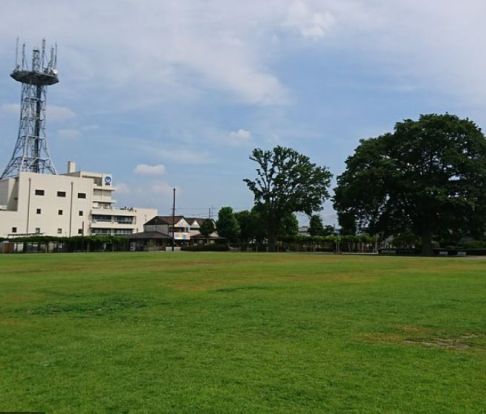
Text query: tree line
217 114 486 255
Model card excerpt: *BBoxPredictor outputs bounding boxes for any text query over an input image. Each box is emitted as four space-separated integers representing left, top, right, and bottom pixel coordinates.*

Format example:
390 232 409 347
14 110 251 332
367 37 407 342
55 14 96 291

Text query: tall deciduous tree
235 210 254 244
281 213 299 237
216 207 240 243
199 219 215 238
334 114 486 255
235 209 265 245
244 146 332 251
309 215 325 236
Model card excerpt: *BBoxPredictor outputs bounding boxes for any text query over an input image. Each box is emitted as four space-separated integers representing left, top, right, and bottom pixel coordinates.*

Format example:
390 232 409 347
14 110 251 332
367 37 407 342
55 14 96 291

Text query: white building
143 216 192 241
0 161 157 238
143 216 218 242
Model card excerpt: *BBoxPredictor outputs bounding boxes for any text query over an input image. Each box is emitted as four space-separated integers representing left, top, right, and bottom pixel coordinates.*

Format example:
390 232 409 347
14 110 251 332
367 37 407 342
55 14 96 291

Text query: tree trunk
421 230 434 256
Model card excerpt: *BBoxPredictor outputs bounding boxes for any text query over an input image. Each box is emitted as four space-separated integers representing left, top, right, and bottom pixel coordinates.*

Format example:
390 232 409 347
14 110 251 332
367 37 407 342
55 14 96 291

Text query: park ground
0 252 485 413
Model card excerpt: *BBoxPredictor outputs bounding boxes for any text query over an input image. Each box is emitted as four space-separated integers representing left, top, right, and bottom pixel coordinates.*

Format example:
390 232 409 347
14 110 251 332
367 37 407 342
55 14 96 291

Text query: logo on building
104 175 112 186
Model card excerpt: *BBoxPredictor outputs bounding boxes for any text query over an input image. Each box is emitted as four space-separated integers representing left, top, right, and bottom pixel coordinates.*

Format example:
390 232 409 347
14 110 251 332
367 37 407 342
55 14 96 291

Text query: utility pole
171 187 176 252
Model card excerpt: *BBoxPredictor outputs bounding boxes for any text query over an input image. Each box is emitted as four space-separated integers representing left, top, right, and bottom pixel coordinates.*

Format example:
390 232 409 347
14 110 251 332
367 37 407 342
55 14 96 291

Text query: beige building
143 216 218 242
143 216 192 241
0 161 157 238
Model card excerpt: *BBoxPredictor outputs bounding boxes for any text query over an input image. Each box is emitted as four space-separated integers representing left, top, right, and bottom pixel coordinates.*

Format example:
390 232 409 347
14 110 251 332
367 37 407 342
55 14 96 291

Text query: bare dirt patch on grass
403 334 481 351
359 325 484 352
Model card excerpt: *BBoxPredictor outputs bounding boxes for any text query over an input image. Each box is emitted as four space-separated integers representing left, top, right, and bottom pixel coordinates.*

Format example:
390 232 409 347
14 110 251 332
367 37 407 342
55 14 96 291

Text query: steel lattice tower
1 39 59 179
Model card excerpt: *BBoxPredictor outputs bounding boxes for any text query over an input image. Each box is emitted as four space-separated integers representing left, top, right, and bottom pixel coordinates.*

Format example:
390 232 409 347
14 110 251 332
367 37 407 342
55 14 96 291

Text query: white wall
0 171 157 237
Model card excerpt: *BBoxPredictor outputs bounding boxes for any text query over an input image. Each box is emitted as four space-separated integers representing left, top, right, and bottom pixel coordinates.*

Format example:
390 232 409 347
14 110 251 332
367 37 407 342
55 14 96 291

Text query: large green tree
308 214 325 236
281 213 299 237
199 219 215 238
334 114 486 255
244 146 332 251
235 209 265 245
216 207 240 243
234 210 254 244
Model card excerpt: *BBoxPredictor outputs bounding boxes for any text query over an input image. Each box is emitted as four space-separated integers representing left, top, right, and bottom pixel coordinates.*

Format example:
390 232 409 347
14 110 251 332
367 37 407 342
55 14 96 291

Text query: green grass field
0 252 485 413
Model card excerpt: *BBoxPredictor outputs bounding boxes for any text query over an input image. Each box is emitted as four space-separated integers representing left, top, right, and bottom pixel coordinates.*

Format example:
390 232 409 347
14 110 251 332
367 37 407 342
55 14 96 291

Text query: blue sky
1 0 485 224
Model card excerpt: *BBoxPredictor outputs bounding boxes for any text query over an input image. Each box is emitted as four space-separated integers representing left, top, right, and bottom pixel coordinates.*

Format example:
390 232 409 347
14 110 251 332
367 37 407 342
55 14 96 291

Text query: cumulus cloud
57 128 81 140
228 129 252 144
285 0 335 39
0 0 482 109
134 163 166 176
0 1 486 145
0 1 293 106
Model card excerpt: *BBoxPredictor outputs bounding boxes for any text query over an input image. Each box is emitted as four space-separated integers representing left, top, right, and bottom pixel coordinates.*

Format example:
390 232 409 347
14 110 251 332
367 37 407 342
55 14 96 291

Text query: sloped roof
145 216 185 226
125 231 172 240
191 233 225 240
146 216 214 227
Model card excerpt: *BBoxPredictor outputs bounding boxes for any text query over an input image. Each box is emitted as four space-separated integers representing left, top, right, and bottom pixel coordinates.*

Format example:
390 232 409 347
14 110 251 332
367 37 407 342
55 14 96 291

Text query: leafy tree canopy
235 209 265 244
309 215 324 236
334 114 486 255
281 212 299 237
216 207 240 243
244 146 332 251
199 220 215 237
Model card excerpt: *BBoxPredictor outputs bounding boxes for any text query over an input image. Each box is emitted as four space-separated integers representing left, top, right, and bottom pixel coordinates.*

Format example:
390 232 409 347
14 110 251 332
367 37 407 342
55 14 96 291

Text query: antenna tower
1 39 59 179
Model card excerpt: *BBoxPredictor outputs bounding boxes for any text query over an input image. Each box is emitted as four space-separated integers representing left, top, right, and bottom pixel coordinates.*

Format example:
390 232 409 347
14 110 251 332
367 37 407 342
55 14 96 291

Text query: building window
77 193 87 199
91 228 111 234
58 210 63 215
114 229 133 235
115 216 134 224
57 191 66 197
57 228 62 234
35 189 44 196
36 208 41 214
11 227 17 233
92 215 112 222
78 229 83 235
79 211 84 216
35 228 41 234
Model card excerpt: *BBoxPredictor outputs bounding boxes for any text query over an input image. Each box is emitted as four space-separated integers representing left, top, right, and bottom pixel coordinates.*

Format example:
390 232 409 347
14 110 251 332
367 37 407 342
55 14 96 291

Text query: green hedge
182 244 229 252
1 235 129 252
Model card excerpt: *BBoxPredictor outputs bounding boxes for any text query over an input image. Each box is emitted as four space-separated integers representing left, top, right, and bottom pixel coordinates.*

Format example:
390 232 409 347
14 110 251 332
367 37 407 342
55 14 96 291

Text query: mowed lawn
0 253 485 413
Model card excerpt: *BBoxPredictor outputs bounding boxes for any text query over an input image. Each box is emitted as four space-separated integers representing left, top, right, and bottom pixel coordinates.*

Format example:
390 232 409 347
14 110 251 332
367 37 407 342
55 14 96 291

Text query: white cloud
0 0 485 115
228 129 252 145
0 1 292 106
57 129 81 140
285 0 335 39
134 163 166 176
